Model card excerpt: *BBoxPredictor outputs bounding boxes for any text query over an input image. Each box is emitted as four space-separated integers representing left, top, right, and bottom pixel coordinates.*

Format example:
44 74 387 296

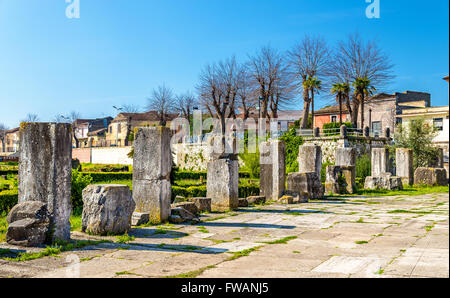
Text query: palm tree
331 83 350 126
352 77 375 129
305 77 322 128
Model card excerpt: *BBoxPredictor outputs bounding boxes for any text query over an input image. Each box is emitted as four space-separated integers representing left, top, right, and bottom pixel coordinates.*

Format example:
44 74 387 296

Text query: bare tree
330 33 394 128
147 84 176 126
235 67 258 120
175 92 197 125
270 69 297 119
197 56 240 135
248 46 285 121
0 123 9 153
288 35 331 128
120 104 141 113
22 113 40 123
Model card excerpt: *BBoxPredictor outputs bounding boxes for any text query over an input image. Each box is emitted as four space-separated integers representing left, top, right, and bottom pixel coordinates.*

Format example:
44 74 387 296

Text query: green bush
0 190 18 214
356 154 371 186
72 170 93 214
239 152 260 179
81 172 132 183
322 122 353 136
279 126 304 174
0 170 18 176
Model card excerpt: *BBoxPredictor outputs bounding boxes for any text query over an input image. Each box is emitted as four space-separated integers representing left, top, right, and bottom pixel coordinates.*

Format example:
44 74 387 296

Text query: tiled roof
114 111 180 122
315 105 349 115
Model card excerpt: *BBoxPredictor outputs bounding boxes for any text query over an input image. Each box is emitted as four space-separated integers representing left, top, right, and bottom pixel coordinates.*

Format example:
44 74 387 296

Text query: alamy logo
65 0 80 19
365 0 380 19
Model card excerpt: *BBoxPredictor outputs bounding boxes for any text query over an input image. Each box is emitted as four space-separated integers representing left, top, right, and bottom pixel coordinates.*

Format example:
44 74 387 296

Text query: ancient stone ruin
7 123 72 246
132 127 172 224
414 167 448 186
206 136 239 212
259 139 286 201
287 143 324 200
396 148 414 186
365 147 403 190
333 147 357 194
82 185 135 235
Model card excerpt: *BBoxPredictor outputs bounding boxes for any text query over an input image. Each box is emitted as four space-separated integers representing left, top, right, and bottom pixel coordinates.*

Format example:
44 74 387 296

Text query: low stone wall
304 136 390 164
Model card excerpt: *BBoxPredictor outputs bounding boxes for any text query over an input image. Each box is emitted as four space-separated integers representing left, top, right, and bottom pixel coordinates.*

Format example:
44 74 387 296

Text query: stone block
133 179 172 223
279 196 294 204
246 196 266 206
341 166 356 194
335 148 356 167
170 208 199 224
414 168 448 186
6 201 51 247
364 173 403 190
207 159 239 212
238 198 249 207
171 202 199 215
18 122 72 242
133 127 172 181
82 185 135 235
298 144 322 177
188 198 212 213
396 148 414 186
131 212 150 226
325 166 343 195
284 190 309 203
259 140 286 200
287 172 324 200
371 148 390 176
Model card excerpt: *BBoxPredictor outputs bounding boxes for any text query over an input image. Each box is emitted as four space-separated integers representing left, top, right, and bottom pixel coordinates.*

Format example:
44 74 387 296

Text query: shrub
81 172 132 183
72 170 93 214
356 154 371 185
0 190 18 214
239 152 260 179
322 122 353 136
279 126 304 174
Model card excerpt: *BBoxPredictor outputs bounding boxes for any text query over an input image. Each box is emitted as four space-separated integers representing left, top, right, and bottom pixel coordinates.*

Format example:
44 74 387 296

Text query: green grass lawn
348 185 449 197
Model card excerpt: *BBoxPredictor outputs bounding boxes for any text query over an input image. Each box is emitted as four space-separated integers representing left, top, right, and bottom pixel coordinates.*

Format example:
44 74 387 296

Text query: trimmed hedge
0 170 18 177
172 183 260 201
81 172 133 183
0 190 18 214
173 171 251 180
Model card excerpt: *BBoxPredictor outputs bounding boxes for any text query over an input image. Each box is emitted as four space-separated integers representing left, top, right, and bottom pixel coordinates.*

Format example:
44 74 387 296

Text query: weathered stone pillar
133 127 172 224
396 148 414 186
18 123 72 242
340 125 348 138
313 127 320 137
371 148 390 176
298 144 322 178
207 158 239 212
335 147 356 193
260 139 286 201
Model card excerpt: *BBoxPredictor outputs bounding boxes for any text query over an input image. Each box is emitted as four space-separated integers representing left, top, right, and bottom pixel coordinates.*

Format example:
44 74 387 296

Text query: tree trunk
351 97 359 128
300 88 310 129
311 90 315 128
338 94 343 126
360 93 365 129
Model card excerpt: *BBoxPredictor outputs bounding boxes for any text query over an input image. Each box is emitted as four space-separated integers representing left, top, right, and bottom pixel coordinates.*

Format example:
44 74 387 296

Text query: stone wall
304 136 390 164
72 147 133 165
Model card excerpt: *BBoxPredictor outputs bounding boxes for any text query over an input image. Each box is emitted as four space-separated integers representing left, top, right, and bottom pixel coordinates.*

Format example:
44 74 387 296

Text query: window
372 121 382 137
117 124 122 133
331 115 337 123
109 126 112 134
433 118 444 131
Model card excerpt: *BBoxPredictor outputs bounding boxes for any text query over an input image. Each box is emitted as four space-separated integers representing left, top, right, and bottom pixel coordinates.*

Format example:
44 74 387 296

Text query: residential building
314 91 431 136
0 127 20 155
72 117 113 148
105 111 179 147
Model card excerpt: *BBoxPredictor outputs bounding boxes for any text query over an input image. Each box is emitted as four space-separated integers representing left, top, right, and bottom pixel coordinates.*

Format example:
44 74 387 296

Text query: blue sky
0 0 448 128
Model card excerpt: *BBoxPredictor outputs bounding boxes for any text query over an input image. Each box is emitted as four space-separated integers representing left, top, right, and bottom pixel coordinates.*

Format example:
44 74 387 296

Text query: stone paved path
1 193 448 278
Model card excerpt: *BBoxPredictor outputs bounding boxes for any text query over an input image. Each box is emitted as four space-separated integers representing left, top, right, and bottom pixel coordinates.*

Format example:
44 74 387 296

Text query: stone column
18 123 72 242
371 148 390 176
133 127 172 224
260 140 286 201
207 158 239 212
335 147 356 194
298 144 322 177
396 148 413 186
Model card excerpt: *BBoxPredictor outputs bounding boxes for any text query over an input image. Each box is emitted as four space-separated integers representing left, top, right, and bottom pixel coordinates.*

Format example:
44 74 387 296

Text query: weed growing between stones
260 236 298 245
